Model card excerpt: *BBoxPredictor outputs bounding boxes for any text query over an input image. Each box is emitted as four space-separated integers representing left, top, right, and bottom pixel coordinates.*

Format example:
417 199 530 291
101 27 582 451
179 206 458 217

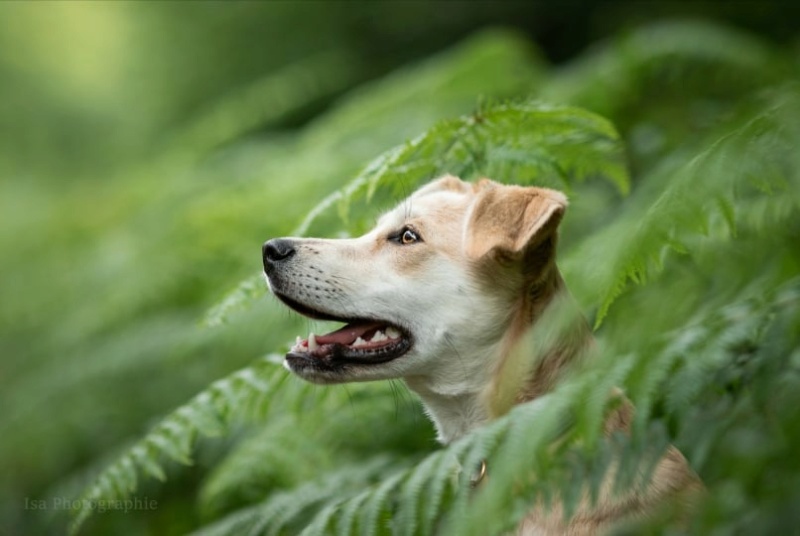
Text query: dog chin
283 354 405 384
282 361 343 384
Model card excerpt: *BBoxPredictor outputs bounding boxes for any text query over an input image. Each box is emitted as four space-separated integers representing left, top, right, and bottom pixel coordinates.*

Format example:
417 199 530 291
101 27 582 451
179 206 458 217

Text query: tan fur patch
464 181 567 261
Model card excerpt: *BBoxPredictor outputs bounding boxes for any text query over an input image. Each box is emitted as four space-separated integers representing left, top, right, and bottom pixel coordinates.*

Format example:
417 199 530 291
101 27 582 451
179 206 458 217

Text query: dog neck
404 330 501 443
403 382 492 444
406 270 592 444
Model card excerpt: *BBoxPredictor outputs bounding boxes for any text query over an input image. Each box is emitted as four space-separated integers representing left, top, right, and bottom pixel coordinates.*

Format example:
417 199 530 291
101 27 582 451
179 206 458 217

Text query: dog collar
470 459 487 488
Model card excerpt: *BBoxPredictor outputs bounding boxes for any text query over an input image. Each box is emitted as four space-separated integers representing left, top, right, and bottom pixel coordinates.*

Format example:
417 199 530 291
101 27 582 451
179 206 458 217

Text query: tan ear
465 182 567 261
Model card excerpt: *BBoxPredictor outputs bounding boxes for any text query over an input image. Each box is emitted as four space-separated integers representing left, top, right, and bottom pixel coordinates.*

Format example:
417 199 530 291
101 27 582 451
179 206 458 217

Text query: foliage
2 6 799 536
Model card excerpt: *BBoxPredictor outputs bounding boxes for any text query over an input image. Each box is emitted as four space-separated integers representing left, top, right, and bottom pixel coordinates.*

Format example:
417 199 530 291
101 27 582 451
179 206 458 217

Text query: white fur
268 185 513 443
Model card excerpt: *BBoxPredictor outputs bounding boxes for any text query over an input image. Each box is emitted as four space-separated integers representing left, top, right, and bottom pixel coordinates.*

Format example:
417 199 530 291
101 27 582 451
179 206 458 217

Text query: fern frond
69 355 296 533
541 20 786 120
293 400 459 535
198 417 331 518
560 87 800 327
204 276 265 327
298 101 628 237
300 28 545 152
275 390 569 536
336 488 375 535
198 382 432 519
190 457 404 536
444 279 800 536
298 503 340 536
621 280 800 534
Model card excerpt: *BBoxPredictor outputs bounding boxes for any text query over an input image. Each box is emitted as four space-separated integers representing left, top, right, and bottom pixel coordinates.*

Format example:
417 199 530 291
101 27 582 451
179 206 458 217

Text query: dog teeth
295 328 401 351
370 330 387 342
291 336 308 353
308 333 318 352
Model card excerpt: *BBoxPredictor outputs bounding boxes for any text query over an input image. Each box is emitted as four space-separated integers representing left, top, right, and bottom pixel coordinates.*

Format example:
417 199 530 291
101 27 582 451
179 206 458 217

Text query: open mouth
274 291 412 368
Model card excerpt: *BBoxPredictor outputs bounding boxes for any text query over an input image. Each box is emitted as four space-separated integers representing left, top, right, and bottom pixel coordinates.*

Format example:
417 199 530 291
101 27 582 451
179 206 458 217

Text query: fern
279 280 797 536
303 101 628 233
197 417 331 517
561 86 800 326
8 15 796 536
179 85 800 535
198 382 432 519
72 84 800 536
69 355 295 533
540 20 787 121
190 458 405 536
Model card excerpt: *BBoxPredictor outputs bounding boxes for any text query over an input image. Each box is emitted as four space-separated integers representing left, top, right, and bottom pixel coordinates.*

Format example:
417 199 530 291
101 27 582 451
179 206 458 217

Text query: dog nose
263 238 296 271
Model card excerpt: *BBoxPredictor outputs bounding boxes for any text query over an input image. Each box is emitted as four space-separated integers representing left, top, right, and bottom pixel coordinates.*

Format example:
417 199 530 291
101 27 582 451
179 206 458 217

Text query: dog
262 175 701 535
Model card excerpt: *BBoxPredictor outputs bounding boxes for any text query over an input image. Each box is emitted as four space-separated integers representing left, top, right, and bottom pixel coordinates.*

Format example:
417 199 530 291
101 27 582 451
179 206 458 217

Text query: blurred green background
1 2 798 535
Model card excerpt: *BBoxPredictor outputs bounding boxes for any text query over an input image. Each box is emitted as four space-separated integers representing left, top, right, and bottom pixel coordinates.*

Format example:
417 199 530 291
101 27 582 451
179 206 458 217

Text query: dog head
263 176 567 392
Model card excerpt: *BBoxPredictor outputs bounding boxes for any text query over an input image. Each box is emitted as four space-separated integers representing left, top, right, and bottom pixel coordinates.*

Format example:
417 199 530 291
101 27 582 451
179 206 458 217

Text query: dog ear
465 181 567 262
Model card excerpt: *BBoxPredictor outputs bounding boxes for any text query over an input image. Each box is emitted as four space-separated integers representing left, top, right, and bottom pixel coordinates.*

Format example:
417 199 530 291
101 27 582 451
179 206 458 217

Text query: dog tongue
316 321 384 346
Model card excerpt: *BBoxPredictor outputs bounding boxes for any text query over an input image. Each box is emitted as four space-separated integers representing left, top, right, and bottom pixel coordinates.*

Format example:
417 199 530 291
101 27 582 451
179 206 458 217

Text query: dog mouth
274 292 413 368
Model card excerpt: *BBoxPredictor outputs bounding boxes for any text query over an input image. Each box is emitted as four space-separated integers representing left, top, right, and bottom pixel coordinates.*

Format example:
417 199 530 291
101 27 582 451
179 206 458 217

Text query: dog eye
391 227 421 245
401 229 419 244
